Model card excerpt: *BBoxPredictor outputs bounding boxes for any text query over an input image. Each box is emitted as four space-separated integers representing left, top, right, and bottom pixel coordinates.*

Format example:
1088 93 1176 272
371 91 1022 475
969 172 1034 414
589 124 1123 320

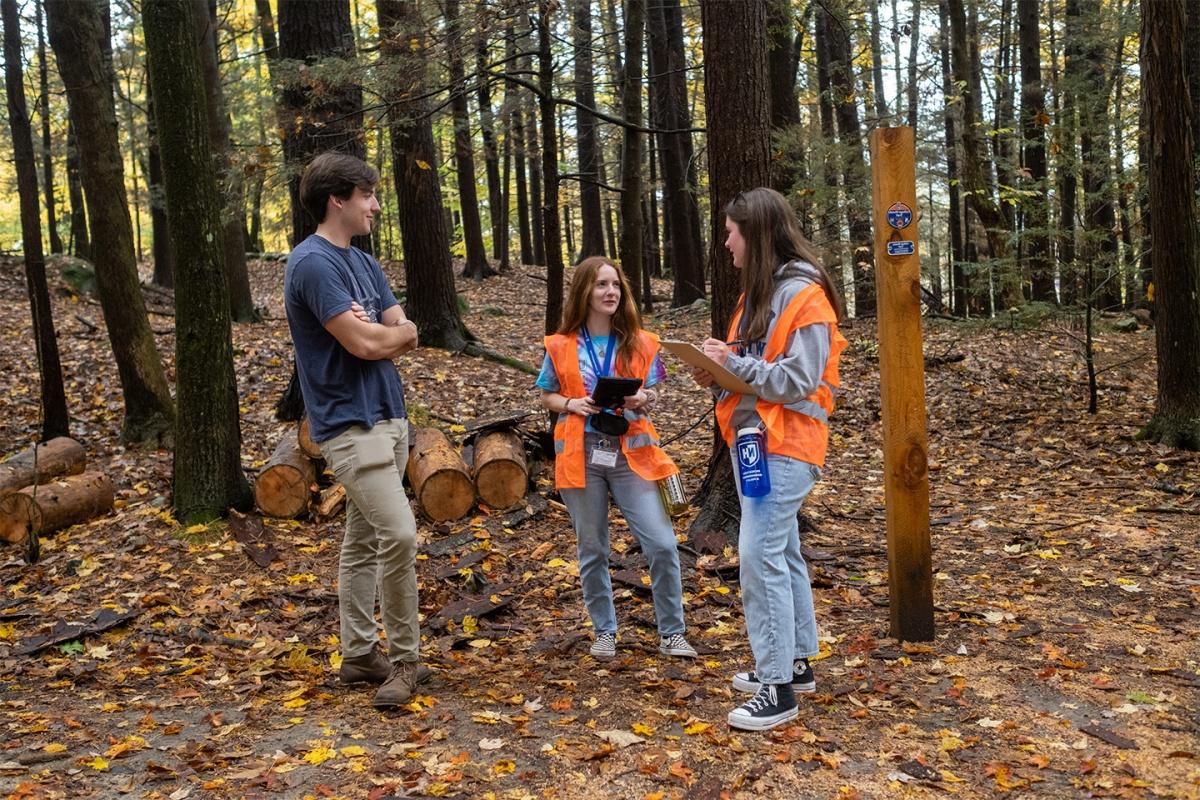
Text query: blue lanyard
580 327 615 378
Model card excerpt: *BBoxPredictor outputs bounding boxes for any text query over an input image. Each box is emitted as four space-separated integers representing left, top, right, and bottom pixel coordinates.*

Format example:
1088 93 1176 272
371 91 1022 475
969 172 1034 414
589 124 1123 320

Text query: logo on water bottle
738 438 760 466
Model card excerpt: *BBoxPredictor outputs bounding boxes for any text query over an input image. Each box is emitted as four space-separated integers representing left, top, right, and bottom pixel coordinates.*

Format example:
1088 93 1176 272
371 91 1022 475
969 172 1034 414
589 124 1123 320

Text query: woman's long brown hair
724 187 844 343
557 256 644 372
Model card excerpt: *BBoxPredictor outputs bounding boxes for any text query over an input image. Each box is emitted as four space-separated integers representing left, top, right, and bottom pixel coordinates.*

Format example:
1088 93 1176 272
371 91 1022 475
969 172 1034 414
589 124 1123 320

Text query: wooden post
869 126 935 641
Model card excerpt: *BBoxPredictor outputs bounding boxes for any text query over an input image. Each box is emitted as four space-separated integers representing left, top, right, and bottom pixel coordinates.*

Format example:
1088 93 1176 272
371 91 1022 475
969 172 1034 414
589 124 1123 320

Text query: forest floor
0 255 1197 800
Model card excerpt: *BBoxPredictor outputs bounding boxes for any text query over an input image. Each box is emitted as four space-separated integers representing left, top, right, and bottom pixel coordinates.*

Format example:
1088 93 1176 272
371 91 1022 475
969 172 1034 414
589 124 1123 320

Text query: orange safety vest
545 329 679 490
715 283 848 466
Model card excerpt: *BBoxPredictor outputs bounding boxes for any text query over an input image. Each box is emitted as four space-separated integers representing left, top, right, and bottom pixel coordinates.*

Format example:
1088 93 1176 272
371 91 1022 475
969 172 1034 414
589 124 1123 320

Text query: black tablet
591 377 642 408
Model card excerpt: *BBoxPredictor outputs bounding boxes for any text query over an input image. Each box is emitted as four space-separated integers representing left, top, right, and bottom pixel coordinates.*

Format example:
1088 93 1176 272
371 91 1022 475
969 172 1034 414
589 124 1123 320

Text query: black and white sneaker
727 683 798 731
590 632 617 659
659 633 698 658
731 658 816 694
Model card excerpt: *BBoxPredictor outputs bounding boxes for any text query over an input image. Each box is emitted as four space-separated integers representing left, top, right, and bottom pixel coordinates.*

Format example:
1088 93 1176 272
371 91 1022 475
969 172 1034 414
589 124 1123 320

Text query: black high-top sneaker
727 682 798 731
731 658 815 693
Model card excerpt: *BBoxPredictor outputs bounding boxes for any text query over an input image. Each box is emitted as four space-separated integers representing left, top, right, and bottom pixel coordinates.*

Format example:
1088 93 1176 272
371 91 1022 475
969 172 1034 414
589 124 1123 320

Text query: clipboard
661 340 756 395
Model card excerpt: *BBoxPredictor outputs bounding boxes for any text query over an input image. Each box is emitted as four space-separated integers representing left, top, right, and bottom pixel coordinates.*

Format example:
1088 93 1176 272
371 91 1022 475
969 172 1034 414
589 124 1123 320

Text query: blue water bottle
735 427 771 497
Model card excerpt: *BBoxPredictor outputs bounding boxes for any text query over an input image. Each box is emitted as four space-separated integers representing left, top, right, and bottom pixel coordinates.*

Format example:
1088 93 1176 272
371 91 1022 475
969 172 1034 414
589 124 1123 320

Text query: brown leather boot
338 647 391 685
373 660 419 708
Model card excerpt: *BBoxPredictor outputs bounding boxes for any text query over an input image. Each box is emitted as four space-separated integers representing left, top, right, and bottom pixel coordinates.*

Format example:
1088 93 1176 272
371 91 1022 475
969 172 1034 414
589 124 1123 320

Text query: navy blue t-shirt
284 235 406 443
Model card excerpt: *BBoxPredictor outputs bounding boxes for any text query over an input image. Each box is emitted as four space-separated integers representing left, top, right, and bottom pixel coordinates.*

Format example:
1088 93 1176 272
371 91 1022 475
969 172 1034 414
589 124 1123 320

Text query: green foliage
59 260 97 295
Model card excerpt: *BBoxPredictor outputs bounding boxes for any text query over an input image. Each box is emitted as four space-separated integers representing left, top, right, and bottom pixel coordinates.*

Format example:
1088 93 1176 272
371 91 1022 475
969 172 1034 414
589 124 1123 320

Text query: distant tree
536 2 563 334
65 119 89 260
146 81 174 288
572 0 605 259
1019 0 1054 302
937 0 967 315
46 0 174 444
474 10 505 265
143 0 252 520
3 0 69 440
689 0 770 546
33 0 61 256
1138 0 1200 450
618 0 646 305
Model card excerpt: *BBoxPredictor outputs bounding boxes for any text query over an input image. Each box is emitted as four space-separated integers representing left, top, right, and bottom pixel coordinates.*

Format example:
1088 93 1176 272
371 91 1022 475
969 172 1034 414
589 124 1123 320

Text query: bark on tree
513 90 534 265
767 0 802 196
938 0 967 315
475 15 505 264
907 0 922 129
823 0 875 317
46 0 174 444
868 0 889 119
814 6 844 286
144 0 252 522
146 82 174 288
618 0 646 304
537 3 563 334
379 0 474 351
689 0 771 547
1058 0 1081 303
446 0 494 280
1188 0 1200 186
572 0 606 258
34 0 61 255
3 0 70 441
647 0 705 306
192 0 257 322
1018 0 1053 302
1138 0 1200 449
65 119 89 260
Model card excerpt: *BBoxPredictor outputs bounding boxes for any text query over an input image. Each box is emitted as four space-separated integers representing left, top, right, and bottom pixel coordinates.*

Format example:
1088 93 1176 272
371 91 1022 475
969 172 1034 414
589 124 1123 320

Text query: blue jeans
734 452 821 684
560 434 686 636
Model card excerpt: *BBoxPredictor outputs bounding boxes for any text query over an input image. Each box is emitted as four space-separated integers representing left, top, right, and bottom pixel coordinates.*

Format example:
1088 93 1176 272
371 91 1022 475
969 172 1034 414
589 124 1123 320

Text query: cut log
405 427 474 522
297 416 322 459
255 436 316 519
316 483 347 519
0 471 115 544
472 429 528 510
0 438 87 493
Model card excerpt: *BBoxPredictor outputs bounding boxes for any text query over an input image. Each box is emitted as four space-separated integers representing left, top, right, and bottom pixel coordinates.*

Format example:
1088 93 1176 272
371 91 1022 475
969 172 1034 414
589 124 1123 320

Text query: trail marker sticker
887 240 916 257
887 202 913 230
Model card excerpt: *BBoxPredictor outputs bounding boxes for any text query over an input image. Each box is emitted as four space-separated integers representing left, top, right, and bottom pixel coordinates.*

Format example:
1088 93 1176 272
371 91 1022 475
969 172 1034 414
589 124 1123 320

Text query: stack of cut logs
254 418 530 523
0 438 115 545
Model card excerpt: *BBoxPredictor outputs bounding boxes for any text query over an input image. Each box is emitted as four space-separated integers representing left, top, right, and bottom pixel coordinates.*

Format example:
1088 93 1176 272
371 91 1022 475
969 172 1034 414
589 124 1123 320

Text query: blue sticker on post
887 240 916 257
886 202 913 230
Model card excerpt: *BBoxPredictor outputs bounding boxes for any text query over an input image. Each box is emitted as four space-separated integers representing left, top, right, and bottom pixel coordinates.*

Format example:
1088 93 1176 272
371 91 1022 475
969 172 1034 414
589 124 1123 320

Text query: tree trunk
0 471 114 544
572 0 606 258
618 0 646 304
767 0 801 196
146 82 174 288
278 0 368 251
1019 0 1053 302
144 0 252 522
868 0 889 119
1188 0 1200 188
34 0 61 255
64 119 90 260
0 437 84 493
537 3 563 334
647 0 705 306
527 99 546 268
46 0 174 444
689 0 771 546
379 0 474 351
472 429 527 510
1058 0 1080 303
824 0 875 317
446 0 494 281
938 0 967 315
192 0 257 322
475 14 505 264
3 0 70 441
907 0 922 129
255 436 316 519
406 427 474 522
514 90 534 266
1138 0 1200 449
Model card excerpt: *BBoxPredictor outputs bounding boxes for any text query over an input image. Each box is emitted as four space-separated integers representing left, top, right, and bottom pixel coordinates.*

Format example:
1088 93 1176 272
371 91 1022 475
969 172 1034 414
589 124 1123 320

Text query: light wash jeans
733 452 822 684
560 433 686 636
320 418 420 663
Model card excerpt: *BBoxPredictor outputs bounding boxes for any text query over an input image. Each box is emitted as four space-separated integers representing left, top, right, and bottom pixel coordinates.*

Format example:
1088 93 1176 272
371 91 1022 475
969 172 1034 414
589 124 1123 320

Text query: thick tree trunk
572 0 606 259
46 0 174 444
907 0 922 128
0 471 114 544
379 0 474 351
192 0 257 322
618 0 646 304
1019 0 1053 302
938 0 967 315
34 0 61 255
3 0 70 441
647 0 705 306
146 82 174 288
1139 0 1200 449
1058 0 1081 303
824 0 875 317
144 0 252 522
689 0 771 546
767 0 801 196
537 3 563 334
406 427 474 522
446 0 494 281
868 0 889 118
0 437 84 493
475 16 505 264
255 436 316 519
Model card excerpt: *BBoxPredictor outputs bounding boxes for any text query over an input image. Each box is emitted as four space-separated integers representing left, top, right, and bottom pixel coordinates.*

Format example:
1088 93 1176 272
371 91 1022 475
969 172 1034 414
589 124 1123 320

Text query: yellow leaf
282 698 308 709
330 652 343 670
286 573 318 585
462 615 478 635
1154 462 1169 473
546 558 567 568
416 158 431 170
449 424 466 433
940 769 966 783
632 722 655 736
339 745 367 757
302 746 337 765
85 756 110 771
43 743 68 754
0 623 15 641
469 638 493 648
683 720 712 735
493 759 516 774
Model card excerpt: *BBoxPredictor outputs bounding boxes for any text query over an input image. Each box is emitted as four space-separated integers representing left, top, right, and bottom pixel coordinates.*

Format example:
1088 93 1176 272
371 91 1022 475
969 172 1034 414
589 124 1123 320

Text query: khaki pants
320 418 419 663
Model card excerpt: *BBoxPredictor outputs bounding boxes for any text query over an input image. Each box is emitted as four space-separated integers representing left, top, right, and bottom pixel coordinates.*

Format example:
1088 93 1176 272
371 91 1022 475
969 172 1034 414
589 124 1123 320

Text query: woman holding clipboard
695 188 847 732
537 256 696 661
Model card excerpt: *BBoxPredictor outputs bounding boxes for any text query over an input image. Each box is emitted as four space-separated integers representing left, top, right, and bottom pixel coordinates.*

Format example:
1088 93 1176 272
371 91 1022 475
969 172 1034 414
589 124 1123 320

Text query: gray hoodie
717 260 833 433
